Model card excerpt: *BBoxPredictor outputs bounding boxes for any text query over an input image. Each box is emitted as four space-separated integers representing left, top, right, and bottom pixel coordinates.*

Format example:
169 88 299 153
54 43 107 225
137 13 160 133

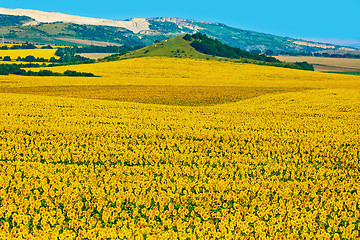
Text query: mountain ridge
0 7 149 33
0 7 358 53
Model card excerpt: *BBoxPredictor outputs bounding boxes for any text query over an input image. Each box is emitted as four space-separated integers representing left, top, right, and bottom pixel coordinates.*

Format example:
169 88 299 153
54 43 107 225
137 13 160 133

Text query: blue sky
1 0 359 45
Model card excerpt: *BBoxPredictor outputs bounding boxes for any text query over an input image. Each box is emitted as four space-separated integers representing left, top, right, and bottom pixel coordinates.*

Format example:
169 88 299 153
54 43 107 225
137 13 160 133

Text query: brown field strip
276 56 360 72
78 53 117 59
0 85 311 106
312 64 360 72
56 38 122 47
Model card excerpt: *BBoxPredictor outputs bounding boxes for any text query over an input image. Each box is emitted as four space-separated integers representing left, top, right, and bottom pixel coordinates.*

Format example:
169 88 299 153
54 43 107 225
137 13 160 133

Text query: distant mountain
0 7 149 33
0 7 357 54
302 38 360 51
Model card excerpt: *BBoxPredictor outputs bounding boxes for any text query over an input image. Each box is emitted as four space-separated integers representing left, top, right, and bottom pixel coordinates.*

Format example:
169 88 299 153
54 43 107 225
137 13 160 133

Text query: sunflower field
0 57 360 239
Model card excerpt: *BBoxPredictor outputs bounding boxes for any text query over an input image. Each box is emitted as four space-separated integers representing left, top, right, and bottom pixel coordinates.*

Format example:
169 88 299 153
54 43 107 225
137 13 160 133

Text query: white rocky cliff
0 7 150 33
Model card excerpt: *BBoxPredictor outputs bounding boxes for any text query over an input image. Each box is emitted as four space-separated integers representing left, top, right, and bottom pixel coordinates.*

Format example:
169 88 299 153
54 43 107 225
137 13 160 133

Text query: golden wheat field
0 57 360 239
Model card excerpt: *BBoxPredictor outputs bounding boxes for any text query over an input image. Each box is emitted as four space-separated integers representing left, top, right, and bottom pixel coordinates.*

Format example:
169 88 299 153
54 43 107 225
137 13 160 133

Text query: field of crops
0 49 58 61
0 57 360 239
275 56 360 72
0 44 56 48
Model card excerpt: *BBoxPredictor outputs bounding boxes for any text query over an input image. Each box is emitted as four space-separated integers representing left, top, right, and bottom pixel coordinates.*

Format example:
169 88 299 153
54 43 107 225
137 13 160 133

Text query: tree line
0 64 96 77
0 43 53 50
185 33 281 63
278 51 360 59
183 33 314 71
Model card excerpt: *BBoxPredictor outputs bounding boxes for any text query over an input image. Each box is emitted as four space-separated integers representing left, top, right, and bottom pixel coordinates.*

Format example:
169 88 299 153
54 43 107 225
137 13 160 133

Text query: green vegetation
0 14 33 27
0 64 96 77
148 20 192 34
186 33 280 63
55 47 93 63
326 71 360 76
280 51 360 59
53 45 140 64
190 22 327 53
76 45 141 54
184 34 314 71
3 56 11 61
5 62 48 68
0 43 38 50
0 22 150 46
100 35 217 62
292 62 314 71
16 55 49 63
102 34 314 71
0 19 351 54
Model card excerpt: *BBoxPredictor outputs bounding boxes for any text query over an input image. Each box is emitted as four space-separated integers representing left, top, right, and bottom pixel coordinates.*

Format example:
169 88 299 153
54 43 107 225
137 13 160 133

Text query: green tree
23 55 37 62
0 68 9 75
49 57 57 63
183 34 192 41
265 50 274 56
3 56 11 61
251 50 261 54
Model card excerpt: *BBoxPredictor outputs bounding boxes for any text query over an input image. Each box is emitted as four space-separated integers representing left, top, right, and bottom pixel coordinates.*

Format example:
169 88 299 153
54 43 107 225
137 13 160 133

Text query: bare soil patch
56 38 122 47
77 53 117 60
312 64 360 72
0 85 310 106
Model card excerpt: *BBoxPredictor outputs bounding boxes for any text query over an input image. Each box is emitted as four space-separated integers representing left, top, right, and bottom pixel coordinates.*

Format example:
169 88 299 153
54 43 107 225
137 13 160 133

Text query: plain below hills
1 55 358 106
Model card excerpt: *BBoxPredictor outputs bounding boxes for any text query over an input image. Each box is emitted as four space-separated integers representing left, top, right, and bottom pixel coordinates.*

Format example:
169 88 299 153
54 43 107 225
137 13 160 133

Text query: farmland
0 57 360 239
0 48 58 61
275 56 360 72
78 53 117 60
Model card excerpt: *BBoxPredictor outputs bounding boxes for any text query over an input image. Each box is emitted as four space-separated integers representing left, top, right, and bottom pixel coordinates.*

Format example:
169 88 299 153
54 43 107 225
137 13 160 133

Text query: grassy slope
115 35 216 60
103 35 248 63
101 35 312 71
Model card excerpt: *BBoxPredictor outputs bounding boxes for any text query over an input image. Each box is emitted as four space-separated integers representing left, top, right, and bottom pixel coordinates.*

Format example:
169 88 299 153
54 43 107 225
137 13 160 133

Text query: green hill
101 34 314 71
106 35 216 61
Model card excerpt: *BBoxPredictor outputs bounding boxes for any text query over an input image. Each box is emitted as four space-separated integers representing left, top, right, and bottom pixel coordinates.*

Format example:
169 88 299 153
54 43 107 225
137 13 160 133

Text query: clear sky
1 0 359 45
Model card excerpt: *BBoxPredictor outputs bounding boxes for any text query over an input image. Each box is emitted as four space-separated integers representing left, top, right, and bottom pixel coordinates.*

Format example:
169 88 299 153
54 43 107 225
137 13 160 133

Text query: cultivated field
0 57 360 239
0 44 53 48
78 53 117 60
0 49 58 61
276 56 360 72
56 38 123 47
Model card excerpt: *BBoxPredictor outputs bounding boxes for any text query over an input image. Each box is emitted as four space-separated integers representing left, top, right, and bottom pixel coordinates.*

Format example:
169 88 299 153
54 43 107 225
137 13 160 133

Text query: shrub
0 64 96 77
3 56 11 61
0 68 9 75
294 62 314 71
23 55 37 62
183 34 193 41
